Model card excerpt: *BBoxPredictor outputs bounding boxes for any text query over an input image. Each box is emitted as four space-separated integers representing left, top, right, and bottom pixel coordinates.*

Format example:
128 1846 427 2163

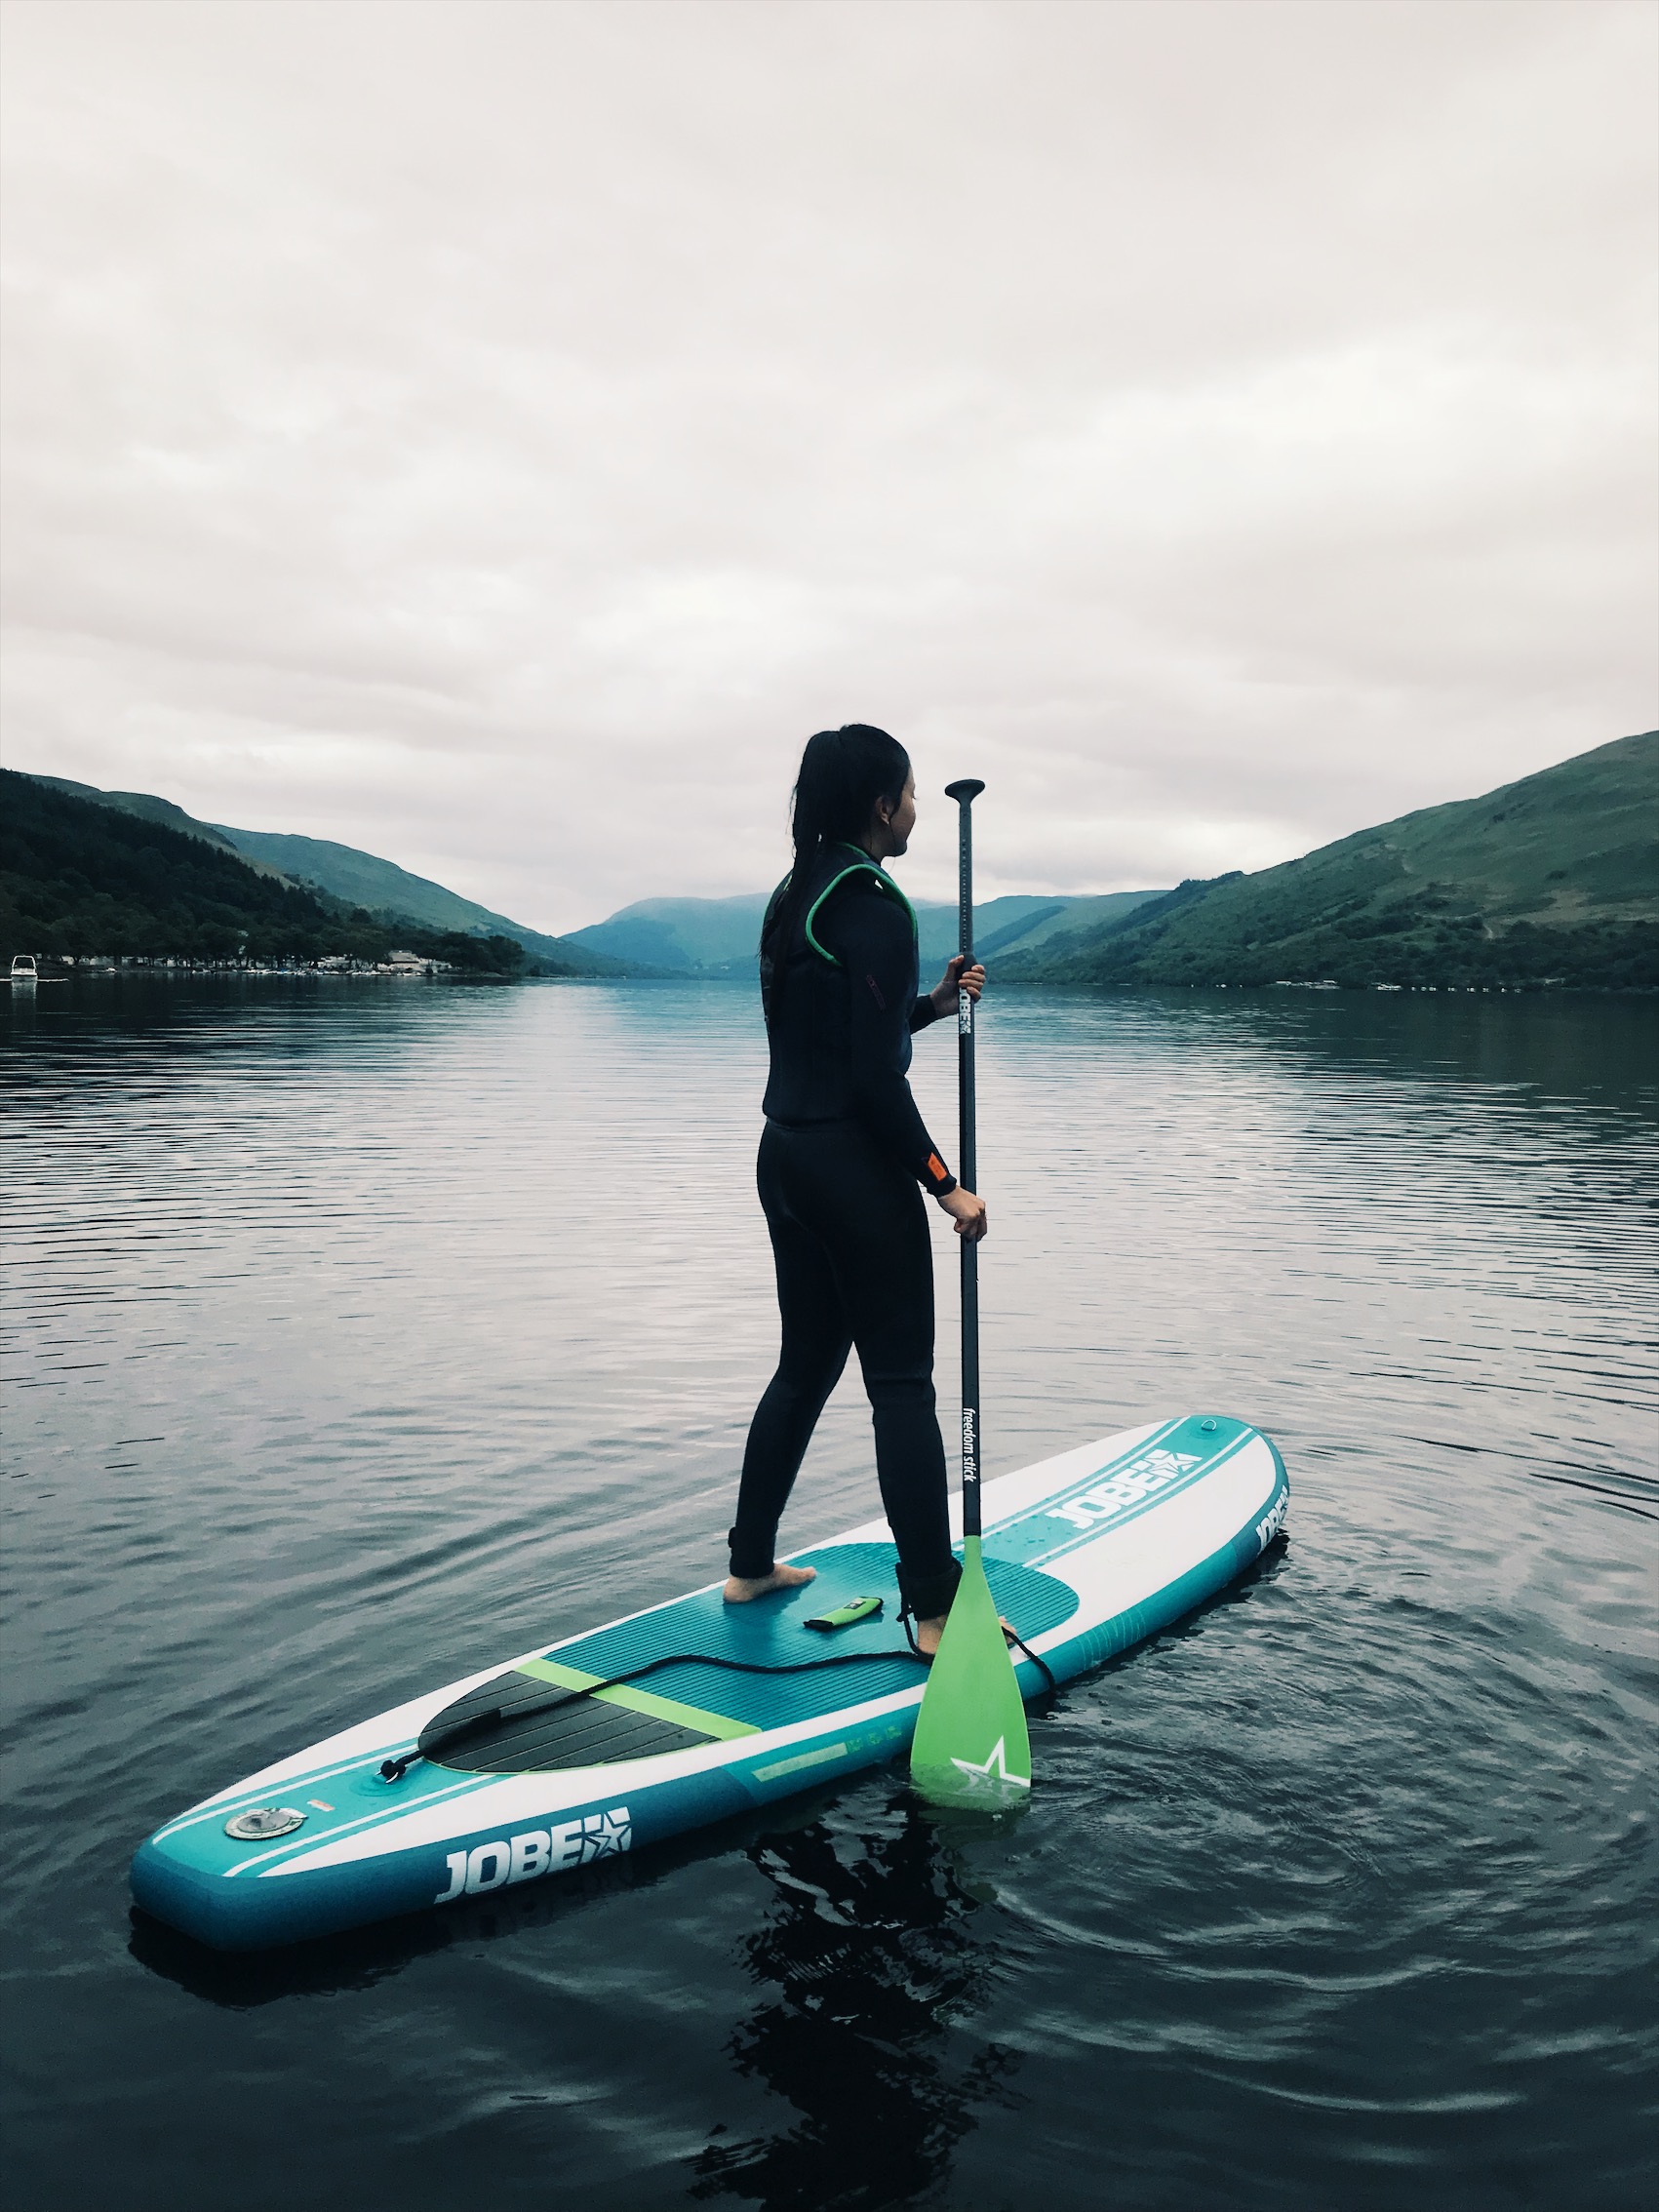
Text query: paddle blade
908 1538 1032 1807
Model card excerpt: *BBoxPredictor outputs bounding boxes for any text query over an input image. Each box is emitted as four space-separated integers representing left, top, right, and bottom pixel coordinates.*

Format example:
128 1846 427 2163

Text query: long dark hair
762 725 911 979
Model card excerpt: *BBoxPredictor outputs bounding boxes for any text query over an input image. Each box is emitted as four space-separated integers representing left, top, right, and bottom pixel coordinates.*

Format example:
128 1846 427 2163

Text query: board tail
908 1537 1032 1806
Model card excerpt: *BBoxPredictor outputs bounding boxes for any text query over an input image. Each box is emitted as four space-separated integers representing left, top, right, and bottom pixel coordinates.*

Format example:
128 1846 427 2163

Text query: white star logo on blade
949 1737 1032 1791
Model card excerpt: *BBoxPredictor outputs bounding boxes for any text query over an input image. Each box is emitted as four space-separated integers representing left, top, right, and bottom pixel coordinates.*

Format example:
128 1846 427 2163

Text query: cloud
2 0 1654 929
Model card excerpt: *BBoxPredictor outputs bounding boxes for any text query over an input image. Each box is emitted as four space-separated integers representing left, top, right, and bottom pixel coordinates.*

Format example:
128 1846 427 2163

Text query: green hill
15 770 1164 979
13 772 628 975
565 892 772 972
25 774 255 860
921 890 1164 965
1003 732 1659 992
207 823 618 971
566 887 1165 974
2 772 548 974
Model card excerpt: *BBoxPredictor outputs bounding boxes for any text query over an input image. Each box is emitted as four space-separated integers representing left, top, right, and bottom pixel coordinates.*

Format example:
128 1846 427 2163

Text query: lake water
2 975 1654 2212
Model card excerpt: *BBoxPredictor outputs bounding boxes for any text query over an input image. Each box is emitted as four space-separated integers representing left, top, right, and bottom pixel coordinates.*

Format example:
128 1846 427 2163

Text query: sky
2 0 1654 933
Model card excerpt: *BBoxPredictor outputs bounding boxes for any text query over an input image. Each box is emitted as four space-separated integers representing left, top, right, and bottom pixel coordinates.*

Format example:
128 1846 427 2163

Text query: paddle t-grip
943 777 985 1540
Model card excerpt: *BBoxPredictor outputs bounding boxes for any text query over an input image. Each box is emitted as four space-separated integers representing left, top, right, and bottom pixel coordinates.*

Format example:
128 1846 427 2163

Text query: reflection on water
2 975 1655 2212
691 1802 1017 2211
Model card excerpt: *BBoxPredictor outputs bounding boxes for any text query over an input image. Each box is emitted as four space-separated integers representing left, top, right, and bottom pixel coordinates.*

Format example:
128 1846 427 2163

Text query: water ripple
2 976 1654 2212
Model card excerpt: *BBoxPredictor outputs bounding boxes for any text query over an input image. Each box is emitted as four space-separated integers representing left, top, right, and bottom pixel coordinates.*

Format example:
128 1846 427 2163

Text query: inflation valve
223 1805 307 1840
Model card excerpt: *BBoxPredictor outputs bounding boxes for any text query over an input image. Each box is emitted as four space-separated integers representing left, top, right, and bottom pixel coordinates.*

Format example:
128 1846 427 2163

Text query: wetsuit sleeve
909 994 940 1033
824 889 958 1195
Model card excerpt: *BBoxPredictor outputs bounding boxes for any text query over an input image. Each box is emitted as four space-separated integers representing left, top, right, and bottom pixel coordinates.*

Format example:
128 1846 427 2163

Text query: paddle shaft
944 778 985 1540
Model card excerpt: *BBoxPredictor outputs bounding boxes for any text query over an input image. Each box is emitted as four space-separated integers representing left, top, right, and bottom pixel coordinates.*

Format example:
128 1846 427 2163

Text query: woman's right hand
936 1185 988 1241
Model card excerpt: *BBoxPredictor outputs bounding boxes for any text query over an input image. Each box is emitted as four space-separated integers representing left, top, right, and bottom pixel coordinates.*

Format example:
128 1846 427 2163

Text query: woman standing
725 726 987 1654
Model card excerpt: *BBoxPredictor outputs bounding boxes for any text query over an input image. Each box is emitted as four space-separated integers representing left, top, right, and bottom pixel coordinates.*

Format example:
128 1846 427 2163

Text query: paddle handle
944 777 985 1540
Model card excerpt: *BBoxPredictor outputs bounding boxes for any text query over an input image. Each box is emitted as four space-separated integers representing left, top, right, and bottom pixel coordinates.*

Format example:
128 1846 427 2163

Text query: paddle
909 778 1034 1806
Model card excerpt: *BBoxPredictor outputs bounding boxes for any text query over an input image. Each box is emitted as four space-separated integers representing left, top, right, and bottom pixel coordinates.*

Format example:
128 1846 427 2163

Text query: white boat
10 954 38 984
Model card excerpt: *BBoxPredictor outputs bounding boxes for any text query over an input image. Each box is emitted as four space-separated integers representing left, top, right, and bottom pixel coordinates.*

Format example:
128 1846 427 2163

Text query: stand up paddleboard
132 1415 1286 1950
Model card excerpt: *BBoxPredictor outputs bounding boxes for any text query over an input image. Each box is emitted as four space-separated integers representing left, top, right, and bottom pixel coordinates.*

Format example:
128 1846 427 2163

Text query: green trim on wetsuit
804 846 919 967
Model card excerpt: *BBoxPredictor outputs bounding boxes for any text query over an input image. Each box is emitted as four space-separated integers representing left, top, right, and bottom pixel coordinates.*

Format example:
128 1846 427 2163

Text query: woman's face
878 771 918 857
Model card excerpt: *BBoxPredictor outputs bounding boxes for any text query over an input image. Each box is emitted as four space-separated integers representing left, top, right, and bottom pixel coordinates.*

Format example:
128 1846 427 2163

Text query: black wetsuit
729 842 963 1622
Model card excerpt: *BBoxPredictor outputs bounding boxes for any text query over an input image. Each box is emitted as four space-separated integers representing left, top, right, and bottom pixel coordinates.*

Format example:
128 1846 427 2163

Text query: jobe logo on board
1044 1448 1205 1533
1253 1492 1287 1553
433 1804 632 1905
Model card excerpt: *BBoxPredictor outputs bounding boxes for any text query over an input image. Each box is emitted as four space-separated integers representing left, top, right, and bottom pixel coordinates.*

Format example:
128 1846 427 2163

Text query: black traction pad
419 1669 715 1774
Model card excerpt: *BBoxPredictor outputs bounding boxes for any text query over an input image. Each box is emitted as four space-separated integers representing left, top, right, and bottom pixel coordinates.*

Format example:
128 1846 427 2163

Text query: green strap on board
909 779 1034 1807
805 1596 885 1631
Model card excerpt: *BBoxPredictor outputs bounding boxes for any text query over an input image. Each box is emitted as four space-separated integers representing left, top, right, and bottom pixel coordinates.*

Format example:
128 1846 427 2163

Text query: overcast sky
2 0 1654 930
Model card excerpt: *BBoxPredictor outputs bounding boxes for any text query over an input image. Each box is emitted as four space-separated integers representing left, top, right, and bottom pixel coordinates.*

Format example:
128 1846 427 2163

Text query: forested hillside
13 733 1649 988
1002 732 1657 991
1 772 533 971
16 771 628 974
209 822 620 970
24 773 254 857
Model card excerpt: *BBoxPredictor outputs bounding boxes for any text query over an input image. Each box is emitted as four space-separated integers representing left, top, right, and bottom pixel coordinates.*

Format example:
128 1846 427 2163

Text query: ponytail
762 725 911 983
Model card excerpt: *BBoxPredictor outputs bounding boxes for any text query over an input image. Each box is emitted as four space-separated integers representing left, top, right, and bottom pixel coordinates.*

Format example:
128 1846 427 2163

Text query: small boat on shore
10 955 67 985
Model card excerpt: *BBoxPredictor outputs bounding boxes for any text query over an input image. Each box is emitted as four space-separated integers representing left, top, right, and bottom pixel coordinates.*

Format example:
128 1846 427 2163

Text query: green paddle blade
909 1537 1032 1806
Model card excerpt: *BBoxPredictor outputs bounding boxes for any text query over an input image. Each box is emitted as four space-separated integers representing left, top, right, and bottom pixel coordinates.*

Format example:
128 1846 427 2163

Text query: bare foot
723 1562 817 1603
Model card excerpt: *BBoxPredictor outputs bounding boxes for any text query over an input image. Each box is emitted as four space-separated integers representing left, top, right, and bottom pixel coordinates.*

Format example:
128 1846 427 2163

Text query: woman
725 725 987 1655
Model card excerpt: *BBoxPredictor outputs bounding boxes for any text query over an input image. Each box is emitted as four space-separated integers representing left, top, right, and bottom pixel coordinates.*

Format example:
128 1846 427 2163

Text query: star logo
949 1736 1032 1792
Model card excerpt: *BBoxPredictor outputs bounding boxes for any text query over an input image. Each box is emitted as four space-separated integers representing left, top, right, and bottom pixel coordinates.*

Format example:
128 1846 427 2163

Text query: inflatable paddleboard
132 1414 1286 1950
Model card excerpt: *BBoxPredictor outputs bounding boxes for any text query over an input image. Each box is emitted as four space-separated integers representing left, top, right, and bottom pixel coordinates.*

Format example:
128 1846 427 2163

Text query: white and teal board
132 1414 1287 1950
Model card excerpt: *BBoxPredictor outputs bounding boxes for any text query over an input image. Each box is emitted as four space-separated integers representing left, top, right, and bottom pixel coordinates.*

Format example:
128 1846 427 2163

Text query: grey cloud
2 0 1653 929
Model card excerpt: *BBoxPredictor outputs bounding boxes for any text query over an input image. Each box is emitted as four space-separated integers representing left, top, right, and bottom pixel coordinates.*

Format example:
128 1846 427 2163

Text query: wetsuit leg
808 1133 957 1619
731 1122 957 1615
729 1124 852 1577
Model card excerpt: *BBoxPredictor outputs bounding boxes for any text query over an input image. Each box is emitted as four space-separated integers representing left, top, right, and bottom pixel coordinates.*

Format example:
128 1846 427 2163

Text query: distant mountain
13 773 628 976
16 770 1167 979
567 886 1166 974
207 824 624 974
30 733 1642 997
1001 731 1659 991
1 770 527 972
565 892 773 972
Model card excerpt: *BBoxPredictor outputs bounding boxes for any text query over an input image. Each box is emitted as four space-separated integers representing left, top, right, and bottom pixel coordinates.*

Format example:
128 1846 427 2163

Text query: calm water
2 976 1654 2212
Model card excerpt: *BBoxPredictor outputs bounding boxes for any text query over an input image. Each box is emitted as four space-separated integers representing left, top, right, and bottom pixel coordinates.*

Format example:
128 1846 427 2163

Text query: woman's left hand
930 957 985 1017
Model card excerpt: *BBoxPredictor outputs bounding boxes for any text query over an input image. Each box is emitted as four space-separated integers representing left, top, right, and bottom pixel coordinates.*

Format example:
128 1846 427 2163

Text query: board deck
131 1414 1287 1950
